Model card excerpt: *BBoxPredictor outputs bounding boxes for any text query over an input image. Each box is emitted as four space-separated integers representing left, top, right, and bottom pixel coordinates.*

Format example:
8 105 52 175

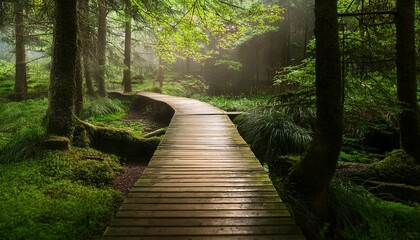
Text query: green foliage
93 120 146 137
81 97 125 120
26 59 51 92
214 59 242 71
40 148 123 187
142 86 162 93
0 126 44 164
0 148 123 239
333 180 420 240
338 150 382 164
0 98 48 132
371 150 420 185
0 99 48 163
235 108 312 160
163 75 208 97
193 94 270 111
273 57 315 88
0 59 13 81
131 0 283 62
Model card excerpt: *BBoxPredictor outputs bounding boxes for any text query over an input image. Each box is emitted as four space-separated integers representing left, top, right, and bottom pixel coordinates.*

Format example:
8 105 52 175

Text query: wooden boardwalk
103 92 304 240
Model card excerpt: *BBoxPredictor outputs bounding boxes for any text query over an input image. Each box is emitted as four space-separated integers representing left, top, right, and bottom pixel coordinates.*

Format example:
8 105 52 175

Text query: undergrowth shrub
0 99 48 164
142 86 162 93
235 108 312 161
332 180 420 240
163 75 208 97
194 94 270 112
80 97 125 120
0 126 44 164
371 149 420 185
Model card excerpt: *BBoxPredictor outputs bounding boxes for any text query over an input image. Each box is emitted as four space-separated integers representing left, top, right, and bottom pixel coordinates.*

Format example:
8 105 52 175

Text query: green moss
88 126 160 158
371 149 420 185
42 135 70 151
0 148 123 239
333 180 420 240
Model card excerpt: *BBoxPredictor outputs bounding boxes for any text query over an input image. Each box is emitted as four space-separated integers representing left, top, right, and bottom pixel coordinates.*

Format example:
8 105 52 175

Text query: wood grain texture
103 92 304 239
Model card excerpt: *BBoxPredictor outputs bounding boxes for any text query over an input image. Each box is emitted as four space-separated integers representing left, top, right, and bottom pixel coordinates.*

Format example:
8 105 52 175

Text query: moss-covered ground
0 96 162 239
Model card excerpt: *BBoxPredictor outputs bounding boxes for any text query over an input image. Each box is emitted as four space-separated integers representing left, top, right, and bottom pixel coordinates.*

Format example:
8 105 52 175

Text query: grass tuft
235 108 312 160
81 97 125 120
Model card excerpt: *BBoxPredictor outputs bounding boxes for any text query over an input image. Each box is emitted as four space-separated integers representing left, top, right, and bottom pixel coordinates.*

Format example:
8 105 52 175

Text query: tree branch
338 10 396 17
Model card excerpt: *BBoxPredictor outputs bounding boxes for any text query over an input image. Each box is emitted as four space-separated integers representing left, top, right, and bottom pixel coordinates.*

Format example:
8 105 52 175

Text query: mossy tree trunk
122 0 132 93
14 1 27 99
80 0 96 98
74 39 83 117
283 0 343 237
47 0 77 137
395 0 420 163
74 1 84 116
96 0 107 97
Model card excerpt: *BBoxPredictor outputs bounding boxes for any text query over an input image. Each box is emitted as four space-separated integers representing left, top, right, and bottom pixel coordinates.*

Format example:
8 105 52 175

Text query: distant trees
122 0 132 93
14 1 27 99
96 0 107 97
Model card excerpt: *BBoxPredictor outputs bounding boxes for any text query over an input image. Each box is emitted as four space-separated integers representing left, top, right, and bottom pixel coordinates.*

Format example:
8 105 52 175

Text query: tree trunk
396 0 420 162
47 0 77 137
122 0 132 93
14 2 27 99
96 0 107 97
283 0 343 237
80 0 96 98
74 38 83 117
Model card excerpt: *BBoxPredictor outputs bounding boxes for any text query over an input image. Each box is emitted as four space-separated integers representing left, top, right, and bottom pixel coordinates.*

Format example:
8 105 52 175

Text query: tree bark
14 2 27 99
122 0 132 93
74 38 83 117
395 0 420 162
283 0 343 237
80 0 96 98
47 0 77 137
96 0 107 97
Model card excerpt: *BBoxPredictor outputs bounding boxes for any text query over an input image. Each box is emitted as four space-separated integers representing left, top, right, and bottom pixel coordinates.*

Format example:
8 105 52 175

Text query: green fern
235 108 312 160
80 97 125 120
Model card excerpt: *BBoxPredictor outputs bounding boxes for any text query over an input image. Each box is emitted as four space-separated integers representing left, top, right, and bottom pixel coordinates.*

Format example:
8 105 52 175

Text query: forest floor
110 107 166 195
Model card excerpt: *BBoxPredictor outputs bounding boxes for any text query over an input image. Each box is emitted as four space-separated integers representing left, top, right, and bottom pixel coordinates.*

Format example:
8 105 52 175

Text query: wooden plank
130 186 276 192
119 203 287 211
116 210 292 218
137 178 272 183
110 217 296 227
103 235 305 240
123 197 282 204
104 226 301 236
127 192 280 198
135 182 273 187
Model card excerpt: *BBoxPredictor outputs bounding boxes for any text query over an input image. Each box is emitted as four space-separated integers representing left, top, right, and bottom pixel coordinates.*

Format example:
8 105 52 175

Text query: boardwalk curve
103 92 304 240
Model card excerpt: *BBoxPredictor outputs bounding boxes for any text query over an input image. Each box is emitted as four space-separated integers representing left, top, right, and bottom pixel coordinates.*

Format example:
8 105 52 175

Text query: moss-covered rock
42 135 70 151
371 149 420 185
